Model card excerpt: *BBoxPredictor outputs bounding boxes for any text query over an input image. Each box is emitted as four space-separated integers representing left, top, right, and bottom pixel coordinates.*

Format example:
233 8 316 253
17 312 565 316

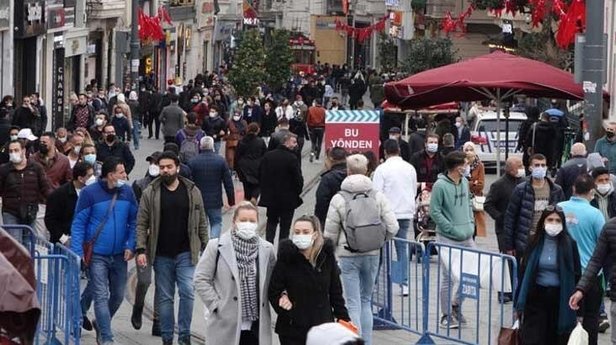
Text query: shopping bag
498 320 519 345
567 322 588 345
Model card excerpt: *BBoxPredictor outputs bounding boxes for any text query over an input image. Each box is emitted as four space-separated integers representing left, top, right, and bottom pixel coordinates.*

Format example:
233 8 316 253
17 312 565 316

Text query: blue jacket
558 197 605 270
503 178 565 254
188 151 235 209
70 179 138 257
595 136 616 173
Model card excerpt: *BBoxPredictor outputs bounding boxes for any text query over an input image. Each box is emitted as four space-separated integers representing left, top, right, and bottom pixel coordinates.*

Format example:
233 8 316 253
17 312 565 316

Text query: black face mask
106 134 116 143
607 132 615 139
39 143 49 155
161 174 177 186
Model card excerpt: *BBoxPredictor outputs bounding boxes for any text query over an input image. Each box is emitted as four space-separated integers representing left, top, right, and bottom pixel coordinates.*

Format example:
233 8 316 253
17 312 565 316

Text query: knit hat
306 323 361 345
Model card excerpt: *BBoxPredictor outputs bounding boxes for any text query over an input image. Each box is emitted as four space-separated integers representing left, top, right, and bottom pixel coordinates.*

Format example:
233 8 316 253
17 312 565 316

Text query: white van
470 111 527 166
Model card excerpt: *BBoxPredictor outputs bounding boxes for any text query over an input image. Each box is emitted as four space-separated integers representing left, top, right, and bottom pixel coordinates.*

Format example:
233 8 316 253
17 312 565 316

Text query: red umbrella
385 50 608 109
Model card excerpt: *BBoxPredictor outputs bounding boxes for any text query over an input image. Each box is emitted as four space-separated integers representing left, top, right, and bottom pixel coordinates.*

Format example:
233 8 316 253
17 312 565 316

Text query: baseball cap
146 151 163 163
17 128 38 141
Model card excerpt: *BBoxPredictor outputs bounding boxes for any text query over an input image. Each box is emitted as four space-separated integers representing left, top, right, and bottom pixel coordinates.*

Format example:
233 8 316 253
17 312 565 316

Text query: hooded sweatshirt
430 173 474 241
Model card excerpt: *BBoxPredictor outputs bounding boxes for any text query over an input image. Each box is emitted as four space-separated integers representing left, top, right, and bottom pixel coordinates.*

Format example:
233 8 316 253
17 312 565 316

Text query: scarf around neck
231 231 259 323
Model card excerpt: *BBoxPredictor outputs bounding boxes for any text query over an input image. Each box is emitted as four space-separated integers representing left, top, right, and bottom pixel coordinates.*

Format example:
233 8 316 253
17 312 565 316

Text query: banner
325 110 380 157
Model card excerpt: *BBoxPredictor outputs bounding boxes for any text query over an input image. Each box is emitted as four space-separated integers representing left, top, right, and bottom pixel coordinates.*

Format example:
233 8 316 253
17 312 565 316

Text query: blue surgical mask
426 143 438 153
115 179 127 188
531 167 547 180
83 154 96 165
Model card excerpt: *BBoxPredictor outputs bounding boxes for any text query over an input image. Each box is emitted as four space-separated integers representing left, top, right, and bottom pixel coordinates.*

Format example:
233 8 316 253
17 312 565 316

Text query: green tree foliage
401 37 458 75
228 29 266 97
265 29 294 92
377 32 397 73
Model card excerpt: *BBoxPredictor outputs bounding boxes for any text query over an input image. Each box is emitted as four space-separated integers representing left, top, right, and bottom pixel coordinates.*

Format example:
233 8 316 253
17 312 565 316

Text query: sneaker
151 318 161 337
452 304 467 325
599 314 610 333
440 314 459 329
82 315 93 331
309 152 315 163
401 284 409 296
178 336 192 345
131 305 143 330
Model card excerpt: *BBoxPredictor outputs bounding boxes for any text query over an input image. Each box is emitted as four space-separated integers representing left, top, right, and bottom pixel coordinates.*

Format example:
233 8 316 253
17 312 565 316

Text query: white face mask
597 183 612 195
455 122 462 128
115 113 124 118
148 164 160 177
426 143 438 153
95 118 105 126
544 223 563 237
9 152 22 164
233 115 241 121
73 145 82 155
115 179 127 188
235 222 258 240
85 175 96 186
9 135 18 141
292 234 314 250
58 137 67 143
209 112 218 118
516 168 526 178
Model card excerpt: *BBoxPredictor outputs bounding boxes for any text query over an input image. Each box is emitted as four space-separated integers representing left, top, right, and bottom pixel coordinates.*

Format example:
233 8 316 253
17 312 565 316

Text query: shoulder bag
82 192 118 266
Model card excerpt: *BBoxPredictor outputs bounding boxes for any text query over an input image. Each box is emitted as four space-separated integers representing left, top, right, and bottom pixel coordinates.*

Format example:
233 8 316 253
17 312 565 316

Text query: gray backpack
340 190 387 253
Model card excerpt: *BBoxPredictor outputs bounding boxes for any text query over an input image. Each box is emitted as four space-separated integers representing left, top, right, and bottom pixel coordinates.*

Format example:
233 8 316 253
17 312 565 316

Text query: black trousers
580 276 603 345
147 113 161 139
239 321 259 345
242 182 260 201
279 334 307 345
520 285 570 345
309 127 325 159
265 208 295 244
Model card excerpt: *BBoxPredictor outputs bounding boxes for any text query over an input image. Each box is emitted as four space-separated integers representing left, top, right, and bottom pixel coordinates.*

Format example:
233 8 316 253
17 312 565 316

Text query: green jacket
136 176 209 265
429 173 474 241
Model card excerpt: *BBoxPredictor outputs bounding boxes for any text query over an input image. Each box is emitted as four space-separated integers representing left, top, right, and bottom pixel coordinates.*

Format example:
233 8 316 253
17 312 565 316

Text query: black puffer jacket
268 239 350 339
503 178 565 254
590 192 616 219
577 218 616 300
314 163 347 226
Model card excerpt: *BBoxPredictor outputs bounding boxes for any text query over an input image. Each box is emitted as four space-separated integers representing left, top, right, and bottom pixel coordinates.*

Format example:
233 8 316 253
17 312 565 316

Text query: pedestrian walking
430 151 475 329
373 140 417 296
557 174 605 345
160 94 186 144
410 134 444 188
235 123 267 204
225 108 248 172
384 127 410 162
67 93 95 131
66 132 85 168
31 132 73 191
136 151 209 345
269 215 351 345
95 124 135 175
201 105 227 153
314 147 347 227
306 99 326 163
323 154 398 345
516 206 580 345
193 202 276 345
187 136 235 239
260 101 278 142
175 113 205 164
259 132 304 244
453 117 471 150
0 140 51 242
555 143 588 199
70 156 138 345
594 121 616 173
127 91 143 150
462 142 486 237
503 153 565 258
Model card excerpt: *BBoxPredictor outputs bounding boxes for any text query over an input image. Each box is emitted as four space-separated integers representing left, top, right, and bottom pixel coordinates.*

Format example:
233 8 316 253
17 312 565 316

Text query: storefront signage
15 0 46 38
53 48 65 129
325 110 380 157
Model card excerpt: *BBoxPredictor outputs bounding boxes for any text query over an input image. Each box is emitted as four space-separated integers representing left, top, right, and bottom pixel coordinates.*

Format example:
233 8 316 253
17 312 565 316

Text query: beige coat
193 232 276 345
324 174 399 257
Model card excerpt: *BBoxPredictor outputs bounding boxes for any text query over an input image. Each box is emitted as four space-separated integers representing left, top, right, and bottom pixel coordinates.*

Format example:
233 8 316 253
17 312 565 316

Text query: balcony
86 0 126 20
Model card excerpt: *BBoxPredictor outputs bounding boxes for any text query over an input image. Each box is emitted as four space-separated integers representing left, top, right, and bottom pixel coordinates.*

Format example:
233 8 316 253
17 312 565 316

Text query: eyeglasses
544 205 563 213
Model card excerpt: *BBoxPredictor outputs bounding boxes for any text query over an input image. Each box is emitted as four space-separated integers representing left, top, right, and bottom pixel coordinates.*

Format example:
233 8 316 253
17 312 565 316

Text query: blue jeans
81 278 93 316
214 141 222 154
132 120 141 150
392 219 410 286
153 251 195 342
339 255 380 345
89 254 128 343
206 208 222 238
3 212 34 244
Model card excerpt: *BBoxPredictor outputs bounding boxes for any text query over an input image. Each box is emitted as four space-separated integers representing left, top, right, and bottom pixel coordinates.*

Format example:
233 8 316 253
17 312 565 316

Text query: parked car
470 111 527 167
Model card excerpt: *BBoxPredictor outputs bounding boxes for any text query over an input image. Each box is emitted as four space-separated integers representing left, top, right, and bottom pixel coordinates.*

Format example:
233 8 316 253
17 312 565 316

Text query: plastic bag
498 320 520 345
567 322 588 345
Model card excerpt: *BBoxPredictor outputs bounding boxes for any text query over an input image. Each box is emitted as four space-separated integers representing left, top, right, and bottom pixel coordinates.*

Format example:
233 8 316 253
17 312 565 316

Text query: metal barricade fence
2 225 82 345
371 238 518 345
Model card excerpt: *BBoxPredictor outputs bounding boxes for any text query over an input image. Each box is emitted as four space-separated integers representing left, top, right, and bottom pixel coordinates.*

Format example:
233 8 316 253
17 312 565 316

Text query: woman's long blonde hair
292 215 324 267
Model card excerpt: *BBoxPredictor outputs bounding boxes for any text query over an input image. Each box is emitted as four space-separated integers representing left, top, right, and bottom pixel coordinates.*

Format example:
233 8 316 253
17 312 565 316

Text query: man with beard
136 151 208 345
96 123 135 175
31 132 73 190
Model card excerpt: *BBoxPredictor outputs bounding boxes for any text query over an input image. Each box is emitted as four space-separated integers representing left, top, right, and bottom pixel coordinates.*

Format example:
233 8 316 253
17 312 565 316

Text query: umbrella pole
496 89 502 176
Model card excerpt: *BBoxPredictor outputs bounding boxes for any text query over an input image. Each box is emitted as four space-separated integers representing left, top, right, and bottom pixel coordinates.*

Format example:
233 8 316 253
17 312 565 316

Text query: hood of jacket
183 124 201 136
277 238 335 265
340 174 373 194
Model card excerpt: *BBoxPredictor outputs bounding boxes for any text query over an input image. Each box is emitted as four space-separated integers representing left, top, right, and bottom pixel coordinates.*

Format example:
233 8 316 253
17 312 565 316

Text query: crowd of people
3 66 616 345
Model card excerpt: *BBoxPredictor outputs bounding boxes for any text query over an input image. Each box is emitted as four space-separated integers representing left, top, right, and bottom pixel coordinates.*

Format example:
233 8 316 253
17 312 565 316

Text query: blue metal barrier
370 238 518 345
2 225 82 345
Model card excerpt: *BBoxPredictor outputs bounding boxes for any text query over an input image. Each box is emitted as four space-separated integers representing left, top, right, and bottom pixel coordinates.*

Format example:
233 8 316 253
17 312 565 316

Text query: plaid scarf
231 232 259 323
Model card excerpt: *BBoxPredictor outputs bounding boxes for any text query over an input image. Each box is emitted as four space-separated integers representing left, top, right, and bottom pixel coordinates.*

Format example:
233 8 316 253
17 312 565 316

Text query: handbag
472 196 486 211
567 322 588 345
498 320 520 345
82 193 118 267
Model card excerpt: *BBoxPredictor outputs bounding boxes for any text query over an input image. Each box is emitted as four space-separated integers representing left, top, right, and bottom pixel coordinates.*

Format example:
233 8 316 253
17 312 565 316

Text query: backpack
180 129 199 163
340 190 387 253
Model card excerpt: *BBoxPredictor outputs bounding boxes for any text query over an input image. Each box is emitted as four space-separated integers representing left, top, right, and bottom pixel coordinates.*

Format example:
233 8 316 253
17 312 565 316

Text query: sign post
325 110 380 157
53 47 65 131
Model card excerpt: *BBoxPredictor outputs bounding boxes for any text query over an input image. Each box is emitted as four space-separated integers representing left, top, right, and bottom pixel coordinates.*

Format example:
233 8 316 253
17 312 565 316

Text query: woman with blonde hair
463 141 486 237
269 215 351 345
194 202 276 345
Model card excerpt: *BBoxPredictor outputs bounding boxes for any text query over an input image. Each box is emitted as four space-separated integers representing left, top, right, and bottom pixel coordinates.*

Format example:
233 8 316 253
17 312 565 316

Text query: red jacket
307 106 326 128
